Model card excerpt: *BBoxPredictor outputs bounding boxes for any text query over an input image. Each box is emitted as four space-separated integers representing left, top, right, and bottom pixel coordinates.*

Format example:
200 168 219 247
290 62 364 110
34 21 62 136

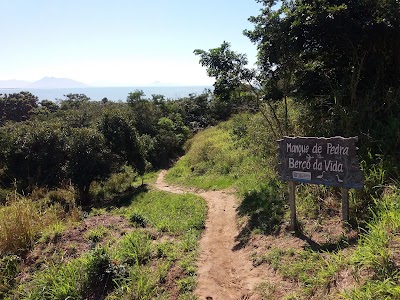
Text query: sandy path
155 171 264 300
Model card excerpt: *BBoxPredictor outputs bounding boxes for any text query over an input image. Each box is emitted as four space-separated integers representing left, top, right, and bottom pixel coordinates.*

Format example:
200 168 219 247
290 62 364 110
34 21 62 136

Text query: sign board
277 136 364 189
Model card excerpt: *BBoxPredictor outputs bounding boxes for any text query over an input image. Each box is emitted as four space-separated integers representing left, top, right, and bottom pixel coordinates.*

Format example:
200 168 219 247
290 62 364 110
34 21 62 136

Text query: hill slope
165 114 400 299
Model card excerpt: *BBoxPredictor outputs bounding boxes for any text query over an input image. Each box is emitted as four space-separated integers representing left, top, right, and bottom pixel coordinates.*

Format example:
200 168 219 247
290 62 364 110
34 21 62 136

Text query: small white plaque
292 171 311 181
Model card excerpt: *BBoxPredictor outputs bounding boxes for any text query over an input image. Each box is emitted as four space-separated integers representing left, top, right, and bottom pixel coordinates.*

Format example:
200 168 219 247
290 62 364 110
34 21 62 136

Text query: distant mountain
0 79 31 88
29 77 87 88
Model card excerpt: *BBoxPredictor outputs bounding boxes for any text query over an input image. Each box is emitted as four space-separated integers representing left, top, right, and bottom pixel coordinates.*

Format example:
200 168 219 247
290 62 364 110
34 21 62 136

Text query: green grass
253 192 400 299
342 192 400 299
84 225 109 243
164 112 400 298
11 188 207 300
0 255 20 298
166 116 287 244
165 120 275 193
117 190 207 235
0 196 79 256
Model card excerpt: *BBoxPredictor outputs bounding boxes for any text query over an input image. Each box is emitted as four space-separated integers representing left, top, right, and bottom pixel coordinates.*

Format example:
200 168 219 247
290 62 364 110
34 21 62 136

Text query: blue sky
1 0 262 86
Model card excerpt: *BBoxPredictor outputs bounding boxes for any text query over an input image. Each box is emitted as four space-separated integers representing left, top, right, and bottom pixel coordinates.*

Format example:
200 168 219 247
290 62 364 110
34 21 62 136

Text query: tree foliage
194 43 257 120
0 92 38 125
244 0 400 144
66 128 118 205
99 112 145 175
0 90 218 204
0 122 65 189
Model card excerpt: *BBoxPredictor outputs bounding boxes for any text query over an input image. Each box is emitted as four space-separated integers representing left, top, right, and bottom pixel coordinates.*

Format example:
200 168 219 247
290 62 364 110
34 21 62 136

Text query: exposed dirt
156 170 280 300
155 170 366 300
20 214 133 282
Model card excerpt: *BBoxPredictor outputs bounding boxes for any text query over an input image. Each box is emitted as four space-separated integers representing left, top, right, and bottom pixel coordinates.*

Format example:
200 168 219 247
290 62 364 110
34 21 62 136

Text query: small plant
155 241 178 261
84 225 109 243
130 211 148 227
0 255 20 297
265 248 285 270
177 276 196 293
0 197 58 255
126 264 158 299
116 231 152 265
257 281 277 299
85 246 115 297
39 222 66 243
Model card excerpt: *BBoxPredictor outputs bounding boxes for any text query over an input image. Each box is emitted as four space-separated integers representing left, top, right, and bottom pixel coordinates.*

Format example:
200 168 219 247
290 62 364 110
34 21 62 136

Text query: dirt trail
155 171 265 300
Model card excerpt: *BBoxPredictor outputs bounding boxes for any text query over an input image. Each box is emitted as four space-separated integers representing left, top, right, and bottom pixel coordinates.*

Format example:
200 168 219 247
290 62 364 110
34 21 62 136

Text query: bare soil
156 171 279 300
155 171 364 300
20 214 133 282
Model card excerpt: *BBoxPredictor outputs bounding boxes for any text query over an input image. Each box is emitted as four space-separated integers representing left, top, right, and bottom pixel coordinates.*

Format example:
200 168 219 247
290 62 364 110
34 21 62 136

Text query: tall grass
343 192 400 299
166 116 276 194
0 197 58 255
0 187 80 256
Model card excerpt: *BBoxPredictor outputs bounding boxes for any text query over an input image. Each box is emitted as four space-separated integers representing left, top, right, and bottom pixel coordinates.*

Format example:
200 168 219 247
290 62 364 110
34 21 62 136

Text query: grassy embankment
0 171 207 300
165 113 400 299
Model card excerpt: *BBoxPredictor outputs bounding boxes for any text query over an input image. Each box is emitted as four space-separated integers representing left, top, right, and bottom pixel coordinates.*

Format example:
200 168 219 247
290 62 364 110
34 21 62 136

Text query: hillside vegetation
166 112 400 299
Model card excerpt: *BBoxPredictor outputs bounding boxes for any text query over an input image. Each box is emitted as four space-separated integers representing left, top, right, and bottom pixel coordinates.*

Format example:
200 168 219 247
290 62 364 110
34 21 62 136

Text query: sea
0 86 213 102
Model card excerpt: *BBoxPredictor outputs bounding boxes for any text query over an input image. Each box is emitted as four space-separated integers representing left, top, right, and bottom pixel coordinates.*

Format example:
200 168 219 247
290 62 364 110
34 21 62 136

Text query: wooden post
341 188 349 225
288 181 297 231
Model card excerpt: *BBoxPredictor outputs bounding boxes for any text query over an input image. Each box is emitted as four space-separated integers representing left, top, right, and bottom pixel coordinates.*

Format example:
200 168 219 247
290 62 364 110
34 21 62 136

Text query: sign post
288 181 297 231
341 188 349 223
277 136 363 229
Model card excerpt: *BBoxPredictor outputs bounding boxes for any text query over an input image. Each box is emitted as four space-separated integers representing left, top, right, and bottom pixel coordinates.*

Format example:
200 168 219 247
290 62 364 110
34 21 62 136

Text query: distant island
0 77 87 89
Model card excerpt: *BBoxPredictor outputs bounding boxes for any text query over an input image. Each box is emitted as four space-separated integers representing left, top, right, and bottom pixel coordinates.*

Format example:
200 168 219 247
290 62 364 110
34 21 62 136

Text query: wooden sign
277 136 364 189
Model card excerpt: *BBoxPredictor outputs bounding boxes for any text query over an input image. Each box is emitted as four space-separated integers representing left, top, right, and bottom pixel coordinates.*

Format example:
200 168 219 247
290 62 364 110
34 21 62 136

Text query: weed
125 264 158 300
177 276 196 293
238 182 285 235
0 255 20 297
129 211 149 227
352 192 400 280
115 231 152 265
39 222 66 243
257 281 277 299
84 225 109 243
180 229 200 252
155 241 179 261
90 207 108 216
265 248 286 270
21 257 86 300
85 246 115 297
179 252 197 276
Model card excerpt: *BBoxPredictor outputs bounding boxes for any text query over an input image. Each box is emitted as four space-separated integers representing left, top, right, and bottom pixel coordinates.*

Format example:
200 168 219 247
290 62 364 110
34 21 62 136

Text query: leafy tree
40 100 59 113
126 90 146 105
0 92 39 125
178 92 215 131
66 128 118 205
152 114 190 167
0 122 66 190
127 90 161 135
244 0 400 148
98 112 146 176
60 93 90 110
194 42 257 120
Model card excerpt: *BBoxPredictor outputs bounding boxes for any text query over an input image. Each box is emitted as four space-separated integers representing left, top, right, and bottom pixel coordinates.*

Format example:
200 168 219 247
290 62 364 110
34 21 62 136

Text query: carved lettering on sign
277 136 364 189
